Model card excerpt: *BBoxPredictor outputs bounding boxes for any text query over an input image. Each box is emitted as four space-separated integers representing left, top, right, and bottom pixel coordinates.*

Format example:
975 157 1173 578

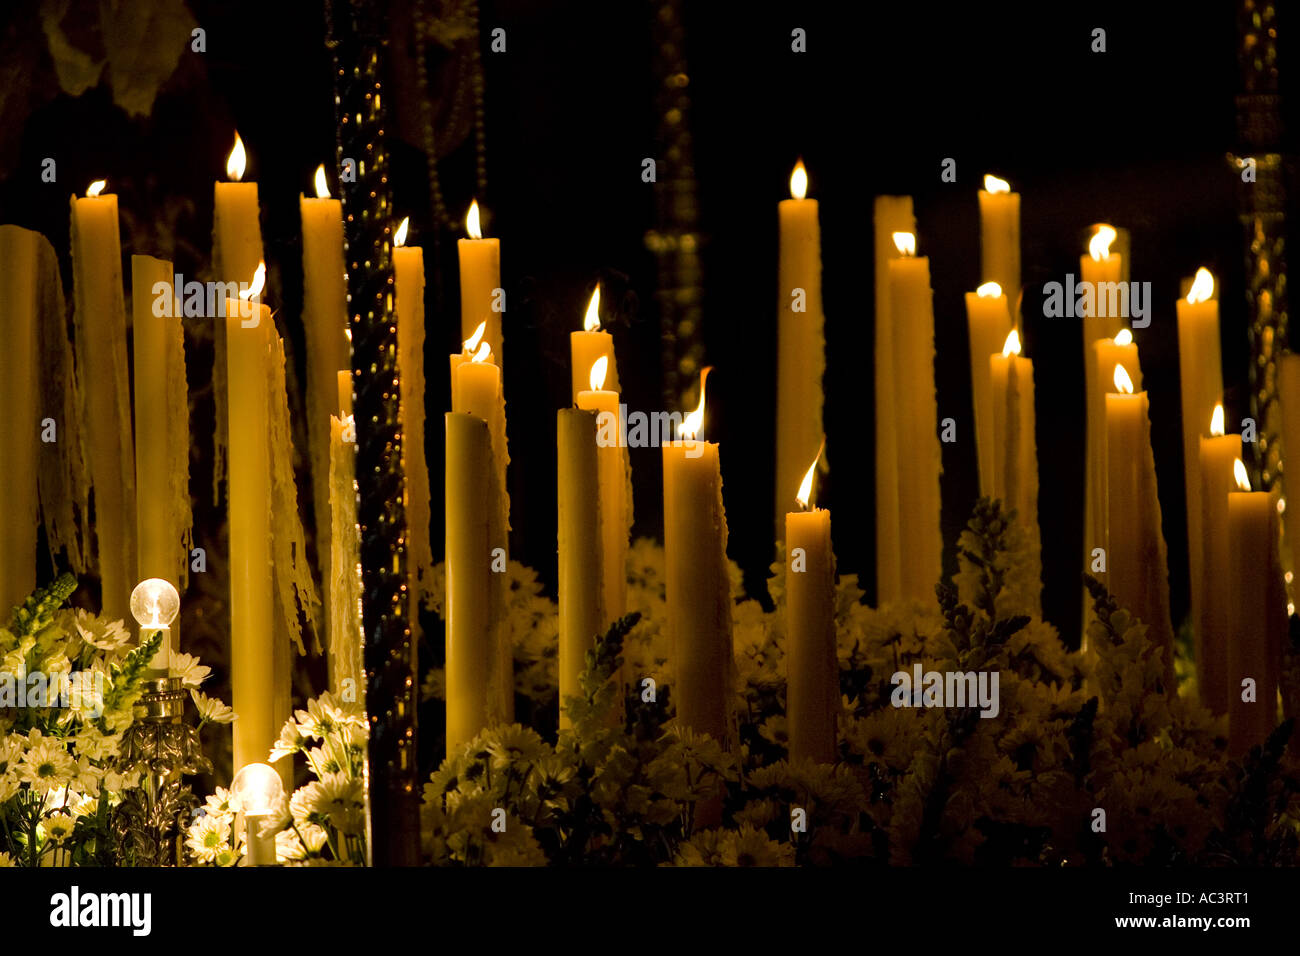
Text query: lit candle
393 217 433 617
873 196 915 606
0 226 40 613
978 174 1020 319
131 255 189 658
965 281 1012 495
300 164 349 613
1087 329 1142 569
663 370 732 754
570 284 619 404
457 199 503 366
226 264 275 771
70 179 137 621
888 232 942 608
1278 352 1300 592
989 330 1040 601
1198 404 1237 714
1105 362 1175 687
576 356 631 632
1227 459 1284 755
556 407 603 728
786 448 836 764
1177 268 1224 680
449 333 512 725
775 160 826 537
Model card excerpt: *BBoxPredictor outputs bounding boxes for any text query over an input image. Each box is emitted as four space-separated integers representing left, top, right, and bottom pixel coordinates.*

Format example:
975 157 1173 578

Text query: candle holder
111 677 212 867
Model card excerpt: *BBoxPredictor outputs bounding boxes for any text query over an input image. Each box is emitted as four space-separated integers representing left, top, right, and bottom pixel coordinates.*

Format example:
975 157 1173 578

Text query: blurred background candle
458 199 502 366
1279 353 1300 594
131 254 190 660
1105 363 1175 687
775 160 826 538
965 281 1012 496
873 196 914 606
71 179 137 622
888 233 942 608
556 407 603 728
786 449 836 764
0 226 39 613
978 174 1020 318
1198 404 1237 714
570 284 619 403
1227 459 1283 755
226 268 274 772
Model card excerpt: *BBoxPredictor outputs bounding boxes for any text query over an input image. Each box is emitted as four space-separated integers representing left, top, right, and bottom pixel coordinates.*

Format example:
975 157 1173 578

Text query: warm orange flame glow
1234 458 1251 492
314 164 329 199
466 199 482 240
1114 328 1133 346
239 261 266 300
227 133 246 181
984 174 1010 194
583 285 601 332
1113 363 1134 394
589 356 608 391
976 281 1002 298
1089 224 1117 262
1211 403 1225 437
394 216 409 248
678 366 712 441
796 440 825 511
892 232 916 257
86 180 106 198
471 340 491 364
464 320 487 353
1187 267 1215 305
1002 329 1021 357
790 160 808 200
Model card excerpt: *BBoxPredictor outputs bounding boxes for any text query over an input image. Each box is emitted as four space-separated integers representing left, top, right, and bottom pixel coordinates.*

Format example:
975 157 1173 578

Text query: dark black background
0 0 1278 662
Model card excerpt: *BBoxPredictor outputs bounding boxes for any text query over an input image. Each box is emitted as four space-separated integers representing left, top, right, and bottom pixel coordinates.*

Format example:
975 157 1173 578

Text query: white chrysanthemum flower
190 690 235 724
43 810 75 845
185 813 232 864
17 736 76 794
269 719 308 762
205 786 240 816
276 822 329 861
71 727 118 762
170 653 211 689
74 611 131 651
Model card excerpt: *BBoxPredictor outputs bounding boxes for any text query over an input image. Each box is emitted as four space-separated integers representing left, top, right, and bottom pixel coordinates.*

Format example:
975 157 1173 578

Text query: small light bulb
231 763 285 816
130 578 180 630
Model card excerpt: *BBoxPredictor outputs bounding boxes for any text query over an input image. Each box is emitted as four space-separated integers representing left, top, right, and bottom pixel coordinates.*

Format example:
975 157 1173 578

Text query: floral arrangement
0 574 227 867
183 692 368 866
419 500 1300 866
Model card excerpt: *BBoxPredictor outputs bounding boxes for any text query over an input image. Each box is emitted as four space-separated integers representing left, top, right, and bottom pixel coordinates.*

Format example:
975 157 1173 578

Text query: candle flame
678 366 712 441
1114 328 1133 346
314 164 329 199
466 199 482 240
394 216 409 248
790 160 808 200
1211 403 1225 437
796 439 825 511
86 180 106 198
464 320 487 353
1234 457 1251 492
976 281 1002 298
239 261 266 300
1187 267 1215 305
1113 363 1134 394
983 174 1010 194
227 132 246 181
584 285 601 332
892 232 916 257
1002 329 1021 357
471 340 492 364
589 356 608 391
1089 224 1117 262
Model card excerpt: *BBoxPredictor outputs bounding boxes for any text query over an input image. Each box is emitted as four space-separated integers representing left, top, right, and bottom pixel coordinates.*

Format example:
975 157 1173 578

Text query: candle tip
239 261 266 300
976 281 1002 298
466 199 482 239
86 179 106 198
464 319 487 354
892 231 916 257
1113 363 1134 394
1114 328 1133 346
1234 458 1251 492
1187 267 1215 305
314 164 329 199
796 438 826 510
1211 403 1226 436
678 366 712 441
1002 329 1021 357
589 355 608 391
790 160 808 200
583 284 601 331
1089 224 1117 262
394 216 409 248
983 173 1010 194
227 132 247 182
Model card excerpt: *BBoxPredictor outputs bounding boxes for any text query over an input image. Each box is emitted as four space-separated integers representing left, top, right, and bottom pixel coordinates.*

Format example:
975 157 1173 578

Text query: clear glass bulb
129 578 180 629
231 763 285 816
